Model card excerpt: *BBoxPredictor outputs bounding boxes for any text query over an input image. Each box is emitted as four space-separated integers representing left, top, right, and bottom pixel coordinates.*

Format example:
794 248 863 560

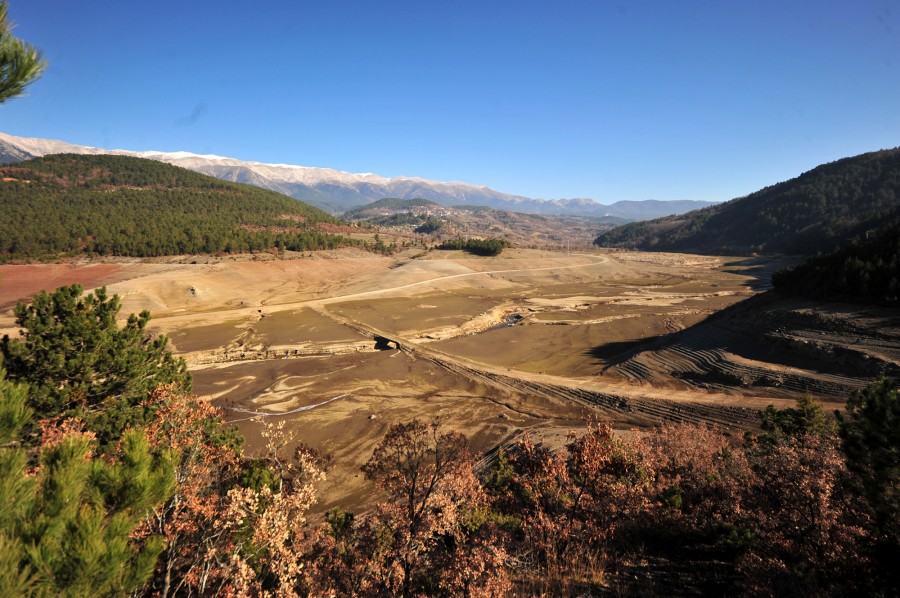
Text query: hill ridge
0 154 352 261
594 147 900 255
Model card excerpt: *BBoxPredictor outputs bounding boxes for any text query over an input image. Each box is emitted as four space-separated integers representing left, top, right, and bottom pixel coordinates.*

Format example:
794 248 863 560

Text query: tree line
0 154 355 261
436 237 510 256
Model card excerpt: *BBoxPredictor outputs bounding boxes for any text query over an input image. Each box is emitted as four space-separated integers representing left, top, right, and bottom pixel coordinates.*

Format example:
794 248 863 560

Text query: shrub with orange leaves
305 419 509 597
635 423 754 545
136 386 246 596
137 387 326 597
497 421 651 588
739 433 871 596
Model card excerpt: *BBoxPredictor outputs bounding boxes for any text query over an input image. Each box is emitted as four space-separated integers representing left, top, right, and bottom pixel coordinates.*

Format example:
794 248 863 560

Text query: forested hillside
773 218 900 305
342 197 439 218
0 154 353 261
595 148 900 255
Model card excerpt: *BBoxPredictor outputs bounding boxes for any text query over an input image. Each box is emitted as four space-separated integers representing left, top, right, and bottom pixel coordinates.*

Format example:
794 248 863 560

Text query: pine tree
758 393 836 442
0 370 175 595
839 377 900 593
0 285 190 448
0 366 30 445
0 1 46 103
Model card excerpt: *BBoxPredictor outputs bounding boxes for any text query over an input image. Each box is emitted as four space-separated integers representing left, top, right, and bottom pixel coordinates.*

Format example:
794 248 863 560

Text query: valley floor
2 247 895 510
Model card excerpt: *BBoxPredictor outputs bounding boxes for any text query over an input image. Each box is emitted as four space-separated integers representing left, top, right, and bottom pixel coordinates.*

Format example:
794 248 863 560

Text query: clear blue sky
3 0 899 202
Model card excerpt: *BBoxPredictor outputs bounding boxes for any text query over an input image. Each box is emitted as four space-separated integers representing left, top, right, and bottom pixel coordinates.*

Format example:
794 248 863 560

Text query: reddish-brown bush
305 419 510 597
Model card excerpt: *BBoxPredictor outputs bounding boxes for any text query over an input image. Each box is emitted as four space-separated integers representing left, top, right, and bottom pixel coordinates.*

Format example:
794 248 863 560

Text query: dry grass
509 551 608 597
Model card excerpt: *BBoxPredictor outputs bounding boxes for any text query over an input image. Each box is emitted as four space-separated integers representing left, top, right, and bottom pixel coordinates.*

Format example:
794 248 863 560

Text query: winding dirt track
171 252 767 431
316 305 761 431
148 254 611 331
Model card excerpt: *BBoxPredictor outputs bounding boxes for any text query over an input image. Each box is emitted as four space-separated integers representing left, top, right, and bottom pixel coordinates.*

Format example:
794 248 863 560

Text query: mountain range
0 132 713 219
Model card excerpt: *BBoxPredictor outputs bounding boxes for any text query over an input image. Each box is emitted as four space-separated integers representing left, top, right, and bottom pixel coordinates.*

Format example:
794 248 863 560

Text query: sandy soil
3 248 888 510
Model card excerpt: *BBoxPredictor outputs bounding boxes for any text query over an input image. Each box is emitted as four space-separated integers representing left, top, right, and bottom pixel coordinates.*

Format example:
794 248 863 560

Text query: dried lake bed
5 247 892 509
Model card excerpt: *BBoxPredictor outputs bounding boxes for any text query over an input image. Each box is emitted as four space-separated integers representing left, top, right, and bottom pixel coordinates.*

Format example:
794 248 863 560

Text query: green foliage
0 289 279 596
0 431 174 595
0 154 354 261
839 377 900 590
239 457 279 492
0 294 181 593
720 519 758 553
0 1 47 104
485 510 522 534
365 212 425 227
436 237 510 256
772 219 900 305
658 484 684 511
759 394 836 443
485 446 514 495
371 233 387 253
0 284 190 447
595 147 900 255
0 367 30 446
325 508 356 540
413 215 443 234
0 367 175 596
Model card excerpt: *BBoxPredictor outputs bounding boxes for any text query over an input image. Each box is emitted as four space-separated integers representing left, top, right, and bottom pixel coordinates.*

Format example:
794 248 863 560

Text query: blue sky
3 0 899 202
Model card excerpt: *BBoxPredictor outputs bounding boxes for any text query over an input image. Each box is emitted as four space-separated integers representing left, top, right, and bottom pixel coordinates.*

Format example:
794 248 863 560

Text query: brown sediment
4 248 891 511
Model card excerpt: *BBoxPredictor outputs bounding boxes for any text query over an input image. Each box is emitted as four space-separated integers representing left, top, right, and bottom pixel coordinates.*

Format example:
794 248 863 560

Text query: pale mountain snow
0 132 715 217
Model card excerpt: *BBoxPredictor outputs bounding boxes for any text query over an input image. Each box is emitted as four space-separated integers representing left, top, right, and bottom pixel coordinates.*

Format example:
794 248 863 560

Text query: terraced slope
319 303 763 431
600 293 900 399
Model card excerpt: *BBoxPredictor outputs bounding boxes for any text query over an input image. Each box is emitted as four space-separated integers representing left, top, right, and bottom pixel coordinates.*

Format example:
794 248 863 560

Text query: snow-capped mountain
0 132 714 218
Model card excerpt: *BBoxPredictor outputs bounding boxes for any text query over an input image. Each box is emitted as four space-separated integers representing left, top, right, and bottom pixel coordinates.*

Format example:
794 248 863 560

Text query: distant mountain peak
132 149 233 161
0 132 715 219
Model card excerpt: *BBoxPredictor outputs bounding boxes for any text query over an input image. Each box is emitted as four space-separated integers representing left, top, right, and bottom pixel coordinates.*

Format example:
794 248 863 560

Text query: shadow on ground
586 335 670 368
586 290 900 399
721 255 805 292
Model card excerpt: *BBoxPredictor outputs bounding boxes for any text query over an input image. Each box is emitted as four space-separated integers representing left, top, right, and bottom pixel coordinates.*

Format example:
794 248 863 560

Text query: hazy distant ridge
0 132 713 218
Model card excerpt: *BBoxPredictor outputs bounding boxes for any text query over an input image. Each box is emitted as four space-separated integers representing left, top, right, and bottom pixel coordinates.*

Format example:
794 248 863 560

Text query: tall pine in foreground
0 368 175 595
0 283 187 594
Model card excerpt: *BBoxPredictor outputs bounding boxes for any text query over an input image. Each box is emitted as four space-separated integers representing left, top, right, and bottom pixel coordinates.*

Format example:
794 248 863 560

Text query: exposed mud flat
1 248 887 510
193 350 590 509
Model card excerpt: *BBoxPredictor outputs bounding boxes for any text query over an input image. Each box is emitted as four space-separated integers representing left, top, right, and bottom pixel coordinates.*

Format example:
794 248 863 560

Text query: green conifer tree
839 377 900 593
0 1 46 103
0 370 175 595
0 285 190 447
